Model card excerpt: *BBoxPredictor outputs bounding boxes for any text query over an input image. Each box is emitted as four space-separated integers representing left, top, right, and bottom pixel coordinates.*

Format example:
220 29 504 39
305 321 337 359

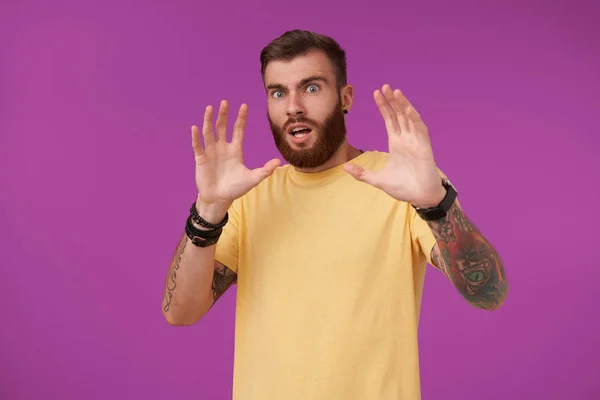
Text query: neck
293 141 363 174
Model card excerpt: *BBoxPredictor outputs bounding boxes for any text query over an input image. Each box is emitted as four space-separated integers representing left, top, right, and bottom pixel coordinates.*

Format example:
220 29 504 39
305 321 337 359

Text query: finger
191 125 204 157
383 86 410 133
262 158 282 174
395 91 427 138
409 116 431 142
392 88 423 128
232 103 248 145
406 104 422 123
397 110 410 134
381 84 409 112
373 89 400 135
343 164 381 188
250 158 281 185
393 89 417 117
202 105 216 147
215 100 229 142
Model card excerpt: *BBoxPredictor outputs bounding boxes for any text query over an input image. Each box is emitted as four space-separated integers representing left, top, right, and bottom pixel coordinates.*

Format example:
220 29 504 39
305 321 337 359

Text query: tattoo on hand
429 203 508 310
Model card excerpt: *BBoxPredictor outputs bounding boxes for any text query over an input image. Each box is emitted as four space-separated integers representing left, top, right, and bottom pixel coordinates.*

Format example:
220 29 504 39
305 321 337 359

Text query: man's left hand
344 84 445 208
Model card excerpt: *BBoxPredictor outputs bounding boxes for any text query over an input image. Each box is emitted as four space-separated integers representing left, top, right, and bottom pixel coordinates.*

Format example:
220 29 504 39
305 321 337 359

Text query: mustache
282 116 318 131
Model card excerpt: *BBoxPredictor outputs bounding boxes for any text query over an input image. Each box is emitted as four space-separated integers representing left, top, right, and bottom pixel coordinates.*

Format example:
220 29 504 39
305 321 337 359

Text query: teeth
292 127 308 132
294 133 307 138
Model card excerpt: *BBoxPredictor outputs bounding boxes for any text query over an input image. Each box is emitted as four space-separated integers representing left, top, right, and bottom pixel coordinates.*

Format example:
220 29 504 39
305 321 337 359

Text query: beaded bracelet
190 202 229 230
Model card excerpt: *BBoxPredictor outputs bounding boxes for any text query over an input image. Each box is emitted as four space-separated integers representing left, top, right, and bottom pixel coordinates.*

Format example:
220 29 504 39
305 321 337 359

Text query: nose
285 93 306 117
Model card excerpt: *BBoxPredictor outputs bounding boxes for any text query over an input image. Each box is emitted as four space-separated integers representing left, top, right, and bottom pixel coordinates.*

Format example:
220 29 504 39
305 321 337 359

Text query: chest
239 186 415 281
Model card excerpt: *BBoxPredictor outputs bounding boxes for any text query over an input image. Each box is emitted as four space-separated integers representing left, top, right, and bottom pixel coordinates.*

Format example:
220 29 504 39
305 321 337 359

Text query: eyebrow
265 75 329 91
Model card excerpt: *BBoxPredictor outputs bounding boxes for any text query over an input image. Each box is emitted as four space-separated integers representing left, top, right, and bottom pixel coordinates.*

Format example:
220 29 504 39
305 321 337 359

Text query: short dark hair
260 30 347 89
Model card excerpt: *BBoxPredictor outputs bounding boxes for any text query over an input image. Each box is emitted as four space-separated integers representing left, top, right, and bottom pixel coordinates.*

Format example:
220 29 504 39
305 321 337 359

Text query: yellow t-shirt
215 150 440 400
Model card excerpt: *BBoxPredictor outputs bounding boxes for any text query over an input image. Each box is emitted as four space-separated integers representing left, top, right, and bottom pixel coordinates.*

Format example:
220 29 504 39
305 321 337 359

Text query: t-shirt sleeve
214 197 242 274
408 205 438 268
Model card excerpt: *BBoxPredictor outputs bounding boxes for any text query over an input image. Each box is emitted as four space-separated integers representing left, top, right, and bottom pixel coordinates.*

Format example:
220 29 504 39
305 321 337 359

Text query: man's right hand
191 100 281 224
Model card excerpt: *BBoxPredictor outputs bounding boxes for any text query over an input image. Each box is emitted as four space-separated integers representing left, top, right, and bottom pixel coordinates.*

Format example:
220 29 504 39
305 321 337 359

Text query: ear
340 84 354 112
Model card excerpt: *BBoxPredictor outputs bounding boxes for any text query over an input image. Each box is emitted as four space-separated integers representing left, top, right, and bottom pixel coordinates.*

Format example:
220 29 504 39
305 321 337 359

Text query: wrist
194 199 231 229
413 186 446 209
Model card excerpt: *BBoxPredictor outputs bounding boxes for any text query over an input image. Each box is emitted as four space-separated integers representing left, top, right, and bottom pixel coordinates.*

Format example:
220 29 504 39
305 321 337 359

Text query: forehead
264 50 335 87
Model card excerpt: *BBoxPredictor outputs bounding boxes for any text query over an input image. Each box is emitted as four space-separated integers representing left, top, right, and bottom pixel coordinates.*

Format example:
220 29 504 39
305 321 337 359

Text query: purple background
2 0 599 399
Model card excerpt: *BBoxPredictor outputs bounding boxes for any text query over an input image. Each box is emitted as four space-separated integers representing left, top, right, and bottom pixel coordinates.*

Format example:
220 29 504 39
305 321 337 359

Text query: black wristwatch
412 178 457 221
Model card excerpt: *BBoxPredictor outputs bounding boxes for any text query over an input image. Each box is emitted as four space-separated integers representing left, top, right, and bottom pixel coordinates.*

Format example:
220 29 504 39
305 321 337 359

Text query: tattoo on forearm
428 203 508 310
163 235 237 313
163 233 187 313
210 262 237 307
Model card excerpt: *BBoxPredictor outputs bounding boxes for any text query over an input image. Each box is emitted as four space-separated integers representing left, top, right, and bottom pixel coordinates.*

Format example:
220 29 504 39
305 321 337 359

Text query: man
162 29 508 400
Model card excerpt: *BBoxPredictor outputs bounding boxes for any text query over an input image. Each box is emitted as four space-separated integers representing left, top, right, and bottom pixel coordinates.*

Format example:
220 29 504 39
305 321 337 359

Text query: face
264 50 352 169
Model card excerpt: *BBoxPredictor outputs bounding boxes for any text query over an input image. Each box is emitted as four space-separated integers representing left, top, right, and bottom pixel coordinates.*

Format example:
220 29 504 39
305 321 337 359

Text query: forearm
162 232 217 325
428 202 508 310
162 201 233 325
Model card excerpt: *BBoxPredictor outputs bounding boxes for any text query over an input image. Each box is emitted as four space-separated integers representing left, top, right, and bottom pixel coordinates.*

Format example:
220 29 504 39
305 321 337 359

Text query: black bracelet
190 202 229 230
186 216 222 237
185 216 223 248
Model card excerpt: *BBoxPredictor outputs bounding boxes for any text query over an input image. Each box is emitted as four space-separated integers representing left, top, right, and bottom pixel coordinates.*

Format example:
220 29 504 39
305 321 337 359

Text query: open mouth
288 124 312 143
289 127 312 138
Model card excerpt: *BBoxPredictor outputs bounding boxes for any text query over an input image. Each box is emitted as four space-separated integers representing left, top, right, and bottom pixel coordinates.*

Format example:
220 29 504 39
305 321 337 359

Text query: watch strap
413 178 457 221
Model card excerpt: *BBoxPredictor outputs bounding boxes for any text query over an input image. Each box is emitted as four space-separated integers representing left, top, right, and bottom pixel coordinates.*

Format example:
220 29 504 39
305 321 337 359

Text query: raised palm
192 101 280 206
344 85 445 208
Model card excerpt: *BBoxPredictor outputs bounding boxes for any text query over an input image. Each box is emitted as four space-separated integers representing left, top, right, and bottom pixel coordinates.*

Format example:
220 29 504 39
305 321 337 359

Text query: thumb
250 158 281 185
344 163 381 188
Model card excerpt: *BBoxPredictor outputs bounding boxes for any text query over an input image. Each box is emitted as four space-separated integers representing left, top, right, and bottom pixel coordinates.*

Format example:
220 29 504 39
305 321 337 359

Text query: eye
306 84 319 94
272 90 284 99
